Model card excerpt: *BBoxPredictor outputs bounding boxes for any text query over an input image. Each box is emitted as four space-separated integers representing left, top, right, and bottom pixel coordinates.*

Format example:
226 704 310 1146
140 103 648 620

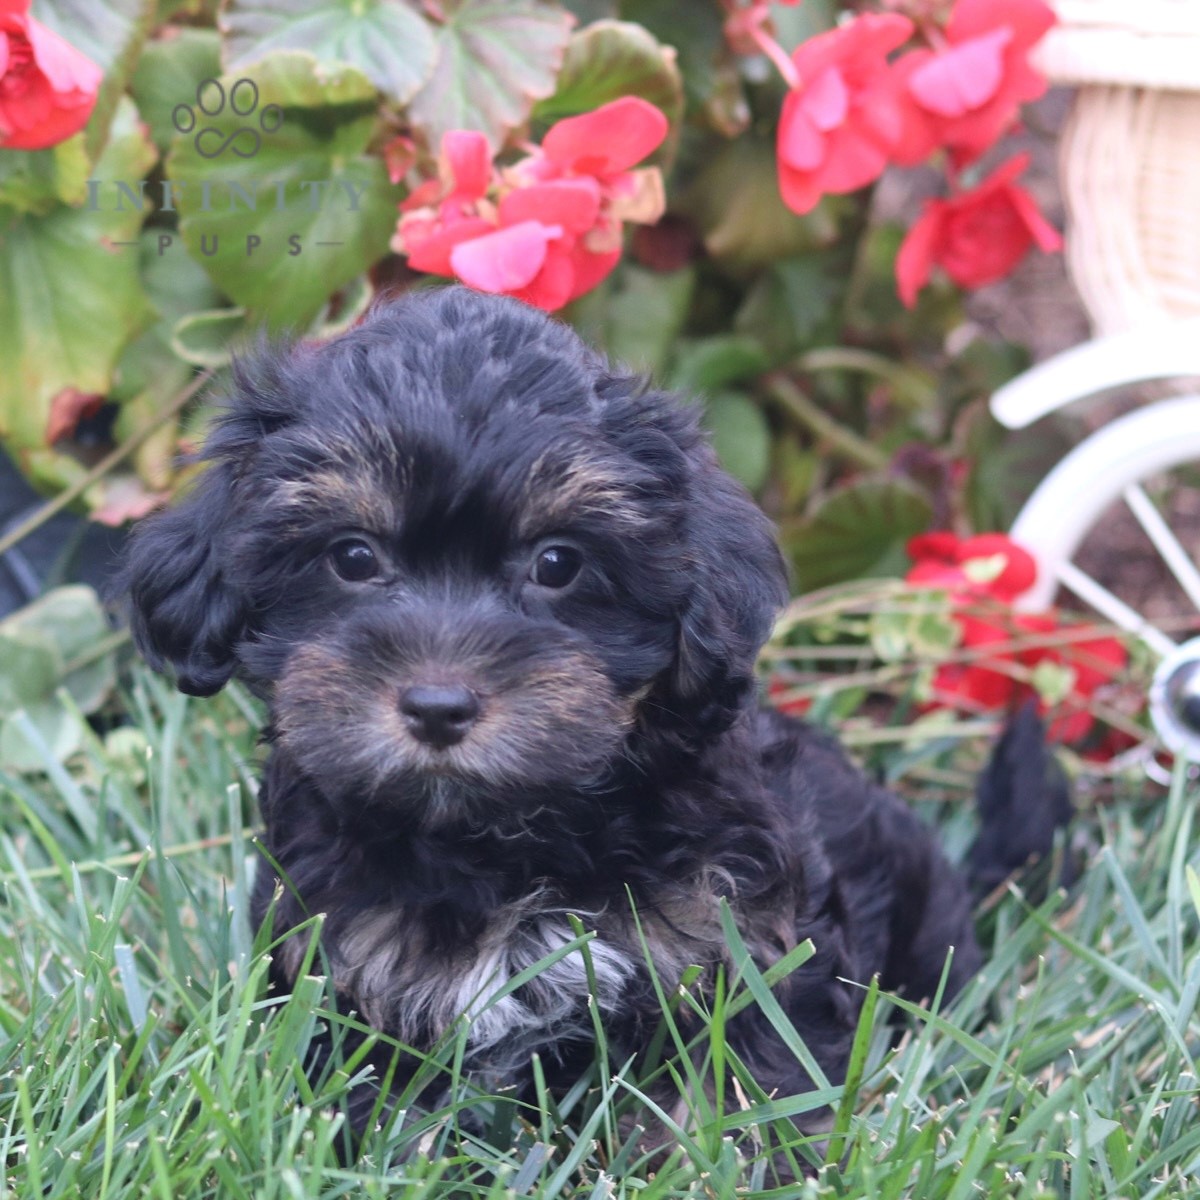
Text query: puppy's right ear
120 465 245 697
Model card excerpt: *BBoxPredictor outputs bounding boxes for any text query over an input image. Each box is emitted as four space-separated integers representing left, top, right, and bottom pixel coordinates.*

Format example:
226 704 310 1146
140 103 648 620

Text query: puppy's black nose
399 684 480 747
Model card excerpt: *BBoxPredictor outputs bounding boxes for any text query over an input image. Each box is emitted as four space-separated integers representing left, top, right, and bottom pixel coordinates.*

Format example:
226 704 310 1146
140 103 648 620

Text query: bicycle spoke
1123 484 1200 610
1056 560 1177 657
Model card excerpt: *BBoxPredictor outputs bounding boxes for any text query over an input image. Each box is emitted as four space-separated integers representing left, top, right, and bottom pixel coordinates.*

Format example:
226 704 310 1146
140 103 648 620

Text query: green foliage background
0 0 1073 583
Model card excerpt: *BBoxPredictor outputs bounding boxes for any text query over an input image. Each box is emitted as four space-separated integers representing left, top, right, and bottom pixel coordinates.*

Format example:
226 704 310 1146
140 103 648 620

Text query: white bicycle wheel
1004 395 1200 754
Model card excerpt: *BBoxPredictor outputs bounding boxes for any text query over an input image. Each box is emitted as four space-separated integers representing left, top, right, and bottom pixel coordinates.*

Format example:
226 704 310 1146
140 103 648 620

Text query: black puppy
121 287 1058 1130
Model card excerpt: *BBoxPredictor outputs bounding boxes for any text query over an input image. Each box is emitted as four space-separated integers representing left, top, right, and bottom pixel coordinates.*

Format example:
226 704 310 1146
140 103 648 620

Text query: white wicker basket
1036 1 1200 332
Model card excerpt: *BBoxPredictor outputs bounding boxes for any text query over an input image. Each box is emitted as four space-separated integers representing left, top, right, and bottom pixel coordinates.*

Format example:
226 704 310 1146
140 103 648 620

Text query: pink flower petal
800 66 849 131
498 178 601 235
566 242 620 302
908 28 1012 118
778 91 825 171
777 162 823 216
402 216 495 276
1006 181 1063 252
512 244 577 311
815 123 890 193
542 96 668 177
450 220 560 294
441 129 492 201
948 0 1056 52
25 15 102 94
895 204 943 307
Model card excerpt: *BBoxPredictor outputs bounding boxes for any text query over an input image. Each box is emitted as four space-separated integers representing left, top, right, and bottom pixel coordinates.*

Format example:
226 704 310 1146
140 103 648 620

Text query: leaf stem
795 347 937 411
62 628 132 675
762 372 888 470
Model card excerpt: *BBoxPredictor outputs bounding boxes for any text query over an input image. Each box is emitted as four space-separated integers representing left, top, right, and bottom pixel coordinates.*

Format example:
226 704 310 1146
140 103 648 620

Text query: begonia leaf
166 53 399 331
111 232 221 490
705 391 771 492
0 585 117 772
0 97 155 494
220 0 437 104
786 479 933 591
533 19 682 139
130 28 222 154
407 0 574 152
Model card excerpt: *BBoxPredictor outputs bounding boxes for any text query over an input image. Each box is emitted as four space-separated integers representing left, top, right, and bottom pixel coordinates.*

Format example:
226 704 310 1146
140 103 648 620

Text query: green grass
2 665 1199 1198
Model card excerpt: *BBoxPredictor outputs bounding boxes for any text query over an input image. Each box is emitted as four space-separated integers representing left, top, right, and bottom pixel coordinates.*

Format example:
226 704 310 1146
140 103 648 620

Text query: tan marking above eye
520 453 649 538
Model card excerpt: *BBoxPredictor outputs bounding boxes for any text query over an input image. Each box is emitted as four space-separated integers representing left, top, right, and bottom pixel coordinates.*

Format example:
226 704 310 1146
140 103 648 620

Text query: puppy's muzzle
399 683 481 748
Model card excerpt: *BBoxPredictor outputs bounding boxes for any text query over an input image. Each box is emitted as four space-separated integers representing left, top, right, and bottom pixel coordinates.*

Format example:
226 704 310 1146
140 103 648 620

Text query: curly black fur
118 287 1063 1136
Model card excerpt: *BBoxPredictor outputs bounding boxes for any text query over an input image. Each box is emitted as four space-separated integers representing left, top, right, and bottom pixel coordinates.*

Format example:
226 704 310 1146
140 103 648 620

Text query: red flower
0 0 102 150
767 676 811 718
895 154 1061 306
393 97 668 311
906 531 1040 709
905 531 1127 745
907 530 1038 601
776 13 914 215
892 0 1056 166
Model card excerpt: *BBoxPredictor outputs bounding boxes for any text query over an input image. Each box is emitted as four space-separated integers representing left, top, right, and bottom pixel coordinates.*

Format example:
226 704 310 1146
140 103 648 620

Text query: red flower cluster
906 532 1126 743
0 0 101 151
775 13 914 216
896 153 1061 306
392 97 668 312
891 0 1056 168
730 0 1060 305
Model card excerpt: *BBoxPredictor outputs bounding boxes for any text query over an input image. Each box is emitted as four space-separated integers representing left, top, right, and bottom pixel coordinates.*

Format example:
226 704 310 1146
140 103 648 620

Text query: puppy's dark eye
329 538 380 582
531 544 582 589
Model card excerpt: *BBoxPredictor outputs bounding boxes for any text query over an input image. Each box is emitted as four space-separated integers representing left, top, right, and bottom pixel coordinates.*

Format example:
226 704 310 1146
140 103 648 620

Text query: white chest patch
330 901 639 1073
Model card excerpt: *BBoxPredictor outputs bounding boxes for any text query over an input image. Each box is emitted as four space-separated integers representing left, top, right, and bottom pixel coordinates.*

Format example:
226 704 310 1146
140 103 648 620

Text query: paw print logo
172 78 283 159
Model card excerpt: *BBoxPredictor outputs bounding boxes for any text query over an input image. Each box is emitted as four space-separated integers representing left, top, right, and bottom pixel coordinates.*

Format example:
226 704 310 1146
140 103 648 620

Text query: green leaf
111 232 221 489
166 53 401 332
114 235 224 399
682 137 840 276
0 98 156 494
668 335 769 394
563 0 616 19
32 0 158 160
785 479 933 591
845 221 965 347
220 0 437 104
572 263 694 376
770 0 838 51
130 29 224 155
407 0 575 151
619 0 727 116
0 138 91 216
704 391 770 492
170 308 249 368
869 593 959 663
735 254 846 361
962 402 1077 533
533 19 682 132
0 586 117 772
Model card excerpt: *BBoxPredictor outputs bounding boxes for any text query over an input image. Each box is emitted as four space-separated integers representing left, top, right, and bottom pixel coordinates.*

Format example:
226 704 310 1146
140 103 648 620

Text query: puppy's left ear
118 464 247 697
666 448 788 734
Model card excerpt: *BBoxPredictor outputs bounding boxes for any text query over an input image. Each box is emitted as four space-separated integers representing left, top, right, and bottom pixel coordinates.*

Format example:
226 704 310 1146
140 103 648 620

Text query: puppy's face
123 289 786 824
